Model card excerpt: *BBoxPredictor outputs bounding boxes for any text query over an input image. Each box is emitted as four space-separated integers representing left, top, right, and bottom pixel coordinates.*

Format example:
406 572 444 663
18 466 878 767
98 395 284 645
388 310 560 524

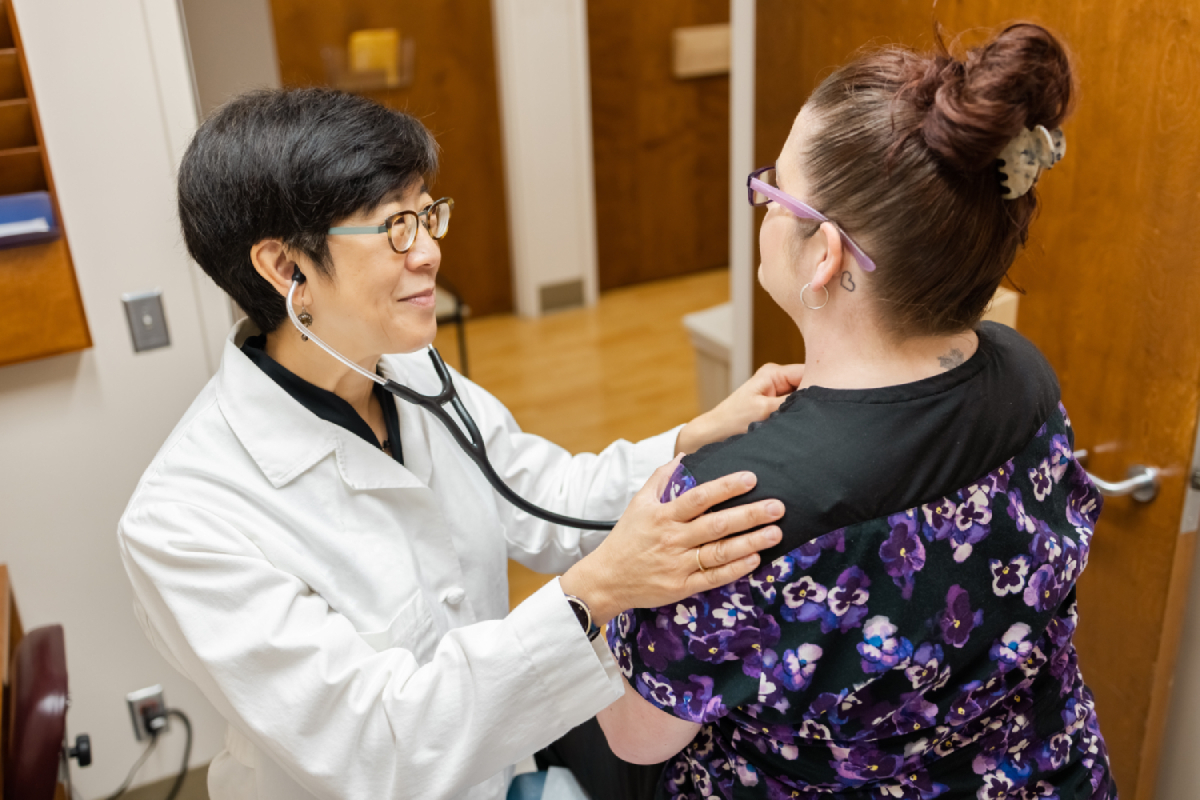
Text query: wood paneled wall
588 0 730 291
267 0 512 317
753 3 1200 797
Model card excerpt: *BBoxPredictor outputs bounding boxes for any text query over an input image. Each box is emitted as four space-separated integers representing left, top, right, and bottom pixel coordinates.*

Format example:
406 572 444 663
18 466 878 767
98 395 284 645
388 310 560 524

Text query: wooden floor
432 268 730 608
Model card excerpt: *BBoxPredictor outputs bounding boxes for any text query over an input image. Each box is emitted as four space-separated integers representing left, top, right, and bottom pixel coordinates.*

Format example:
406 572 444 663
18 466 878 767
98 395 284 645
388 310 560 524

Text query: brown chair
0 567 90 800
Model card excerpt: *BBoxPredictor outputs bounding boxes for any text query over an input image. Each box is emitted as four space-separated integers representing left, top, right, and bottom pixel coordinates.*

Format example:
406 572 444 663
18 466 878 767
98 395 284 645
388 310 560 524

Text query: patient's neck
796 309 978 392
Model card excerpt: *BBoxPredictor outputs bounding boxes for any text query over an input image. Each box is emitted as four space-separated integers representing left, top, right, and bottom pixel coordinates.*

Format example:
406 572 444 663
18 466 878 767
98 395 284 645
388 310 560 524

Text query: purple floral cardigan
608 403 1114 799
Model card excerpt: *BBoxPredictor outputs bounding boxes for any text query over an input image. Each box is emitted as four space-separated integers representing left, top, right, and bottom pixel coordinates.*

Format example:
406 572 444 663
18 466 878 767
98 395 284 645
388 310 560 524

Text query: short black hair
177 88 439 332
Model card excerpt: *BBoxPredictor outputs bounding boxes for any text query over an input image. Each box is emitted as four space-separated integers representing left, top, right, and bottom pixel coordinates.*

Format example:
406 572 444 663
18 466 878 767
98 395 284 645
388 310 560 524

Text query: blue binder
0 191 60 249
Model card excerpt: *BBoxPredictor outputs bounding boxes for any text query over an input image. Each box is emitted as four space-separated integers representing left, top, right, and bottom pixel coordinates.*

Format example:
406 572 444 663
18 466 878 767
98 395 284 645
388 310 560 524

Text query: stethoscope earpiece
292 267 307 284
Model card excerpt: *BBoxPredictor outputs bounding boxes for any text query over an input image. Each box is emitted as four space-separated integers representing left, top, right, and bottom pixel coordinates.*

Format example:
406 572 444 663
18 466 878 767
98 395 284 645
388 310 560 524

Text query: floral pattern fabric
609 403 1114 799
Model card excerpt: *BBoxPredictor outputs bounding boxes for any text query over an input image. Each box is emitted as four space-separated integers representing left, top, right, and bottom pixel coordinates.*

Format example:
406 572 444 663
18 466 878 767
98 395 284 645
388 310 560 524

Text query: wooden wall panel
0 0 90 367
267 0 513 317
588 0 730 291
753 2 1200 797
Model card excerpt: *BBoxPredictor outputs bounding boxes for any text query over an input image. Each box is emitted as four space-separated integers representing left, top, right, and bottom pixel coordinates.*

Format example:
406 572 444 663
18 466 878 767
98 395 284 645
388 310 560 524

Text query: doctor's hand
559 459 783 626
675 362 805 455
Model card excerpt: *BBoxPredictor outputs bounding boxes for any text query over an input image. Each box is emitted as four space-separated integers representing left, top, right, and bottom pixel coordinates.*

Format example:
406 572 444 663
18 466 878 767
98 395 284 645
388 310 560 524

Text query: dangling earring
298 308 313 341
800 283 829 310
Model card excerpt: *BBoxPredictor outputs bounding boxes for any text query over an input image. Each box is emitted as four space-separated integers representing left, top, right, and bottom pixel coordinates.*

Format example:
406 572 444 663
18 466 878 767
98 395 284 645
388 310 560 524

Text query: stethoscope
287 271 617 531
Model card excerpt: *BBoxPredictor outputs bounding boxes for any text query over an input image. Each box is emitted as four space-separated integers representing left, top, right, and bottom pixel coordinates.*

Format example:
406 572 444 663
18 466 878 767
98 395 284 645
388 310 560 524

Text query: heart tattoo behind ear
840 271 856 292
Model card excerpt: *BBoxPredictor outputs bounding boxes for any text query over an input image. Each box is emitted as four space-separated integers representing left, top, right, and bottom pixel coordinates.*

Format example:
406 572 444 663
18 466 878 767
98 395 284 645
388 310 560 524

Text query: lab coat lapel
216 322 426 491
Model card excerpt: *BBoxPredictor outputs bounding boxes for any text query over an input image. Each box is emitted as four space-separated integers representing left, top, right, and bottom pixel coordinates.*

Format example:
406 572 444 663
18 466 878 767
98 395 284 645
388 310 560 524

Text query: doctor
119 88 798 800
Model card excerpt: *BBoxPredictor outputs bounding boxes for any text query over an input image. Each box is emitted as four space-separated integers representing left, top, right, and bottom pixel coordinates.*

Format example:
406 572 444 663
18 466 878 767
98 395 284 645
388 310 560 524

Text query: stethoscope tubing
286 274 618 531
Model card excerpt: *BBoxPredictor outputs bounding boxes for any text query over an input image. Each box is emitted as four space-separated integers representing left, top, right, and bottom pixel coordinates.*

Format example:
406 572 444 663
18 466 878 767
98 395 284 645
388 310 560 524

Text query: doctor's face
309 183 442 358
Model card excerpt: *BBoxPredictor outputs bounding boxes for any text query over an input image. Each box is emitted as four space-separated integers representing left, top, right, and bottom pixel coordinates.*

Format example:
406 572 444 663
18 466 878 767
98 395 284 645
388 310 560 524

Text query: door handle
1074 450 1159 502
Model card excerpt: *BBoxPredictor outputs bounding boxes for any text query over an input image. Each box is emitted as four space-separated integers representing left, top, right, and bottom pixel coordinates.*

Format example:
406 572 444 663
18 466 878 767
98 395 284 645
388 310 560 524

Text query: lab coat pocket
357 591 437 663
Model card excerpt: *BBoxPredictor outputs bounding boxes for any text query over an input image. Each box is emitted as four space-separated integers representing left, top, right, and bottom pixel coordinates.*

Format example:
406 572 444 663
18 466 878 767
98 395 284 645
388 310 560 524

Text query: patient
599 23 1114 799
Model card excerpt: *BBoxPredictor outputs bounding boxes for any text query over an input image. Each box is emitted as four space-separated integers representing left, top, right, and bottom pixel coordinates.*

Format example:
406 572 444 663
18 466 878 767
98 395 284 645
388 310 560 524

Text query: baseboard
123 764 209 800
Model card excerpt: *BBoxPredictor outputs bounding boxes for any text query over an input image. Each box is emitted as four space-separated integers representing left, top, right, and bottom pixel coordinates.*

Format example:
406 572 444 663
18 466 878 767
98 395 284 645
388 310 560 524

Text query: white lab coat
118 321 679 800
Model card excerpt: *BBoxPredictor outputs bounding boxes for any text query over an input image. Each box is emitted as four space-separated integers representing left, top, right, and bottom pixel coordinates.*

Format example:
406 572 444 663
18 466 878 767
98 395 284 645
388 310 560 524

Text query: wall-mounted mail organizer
0 0 91 366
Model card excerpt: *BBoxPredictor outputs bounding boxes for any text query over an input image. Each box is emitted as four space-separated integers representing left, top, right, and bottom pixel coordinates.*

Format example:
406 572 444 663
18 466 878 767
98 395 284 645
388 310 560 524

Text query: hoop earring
801 283 829 311
298 308 313 341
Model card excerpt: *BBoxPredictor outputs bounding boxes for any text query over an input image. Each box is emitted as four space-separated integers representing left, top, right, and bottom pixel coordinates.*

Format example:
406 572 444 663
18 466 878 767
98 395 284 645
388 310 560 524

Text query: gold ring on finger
695 547 708 573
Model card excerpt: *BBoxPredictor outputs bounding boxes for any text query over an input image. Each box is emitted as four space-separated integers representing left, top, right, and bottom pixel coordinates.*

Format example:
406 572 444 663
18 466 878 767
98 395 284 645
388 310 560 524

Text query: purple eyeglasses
747 165 877 272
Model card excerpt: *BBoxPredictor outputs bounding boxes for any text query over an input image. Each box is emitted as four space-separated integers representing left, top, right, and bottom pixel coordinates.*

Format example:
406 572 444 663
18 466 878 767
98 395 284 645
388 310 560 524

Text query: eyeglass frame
328 197 455 254
747 167 876 272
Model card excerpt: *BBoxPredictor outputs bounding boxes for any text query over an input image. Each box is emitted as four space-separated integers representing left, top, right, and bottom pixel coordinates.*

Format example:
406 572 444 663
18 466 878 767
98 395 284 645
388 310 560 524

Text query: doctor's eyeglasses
328 197 454 254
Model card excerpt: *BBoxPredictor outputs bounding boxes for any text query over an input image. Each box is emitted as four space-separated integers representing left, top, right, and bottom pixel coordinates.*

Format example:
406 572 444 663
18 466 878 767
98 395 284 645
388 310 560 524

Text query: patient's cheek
660 463 699 503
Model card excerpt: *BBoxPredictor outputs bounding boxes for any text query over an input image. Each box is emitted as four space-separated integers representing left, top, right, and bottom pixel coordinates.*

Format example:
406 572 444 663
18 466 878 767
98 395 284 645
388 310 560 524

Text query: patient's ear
810 222 844 292
250 239 299 299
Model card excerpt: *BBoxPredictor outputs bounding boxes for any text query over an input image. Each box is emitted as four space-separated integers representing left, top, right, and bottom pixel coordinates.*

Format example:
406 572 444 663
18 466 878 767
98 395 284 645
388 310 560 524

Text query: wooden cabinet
0 1 91 367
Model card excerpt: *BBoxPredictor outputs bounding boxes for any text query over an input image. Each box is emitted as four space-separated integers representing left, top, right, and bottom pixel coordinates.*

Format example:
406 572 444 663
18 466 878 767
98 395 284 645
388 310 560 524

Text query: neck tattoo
938 348 965 370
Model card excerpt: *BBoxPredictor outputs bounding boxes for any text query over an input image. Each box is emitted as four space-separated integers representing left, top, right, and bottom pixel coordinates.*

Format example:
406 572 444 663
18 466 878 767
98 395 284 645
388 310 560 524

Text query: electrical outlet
126 685 166 741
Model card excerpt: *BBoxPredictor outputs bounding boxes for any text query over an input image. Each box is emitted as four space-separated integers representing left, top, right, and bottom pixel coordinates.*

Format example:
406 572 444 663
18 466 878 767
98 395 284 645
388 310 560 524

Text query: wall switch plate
122 290 170 352
126 684 166 741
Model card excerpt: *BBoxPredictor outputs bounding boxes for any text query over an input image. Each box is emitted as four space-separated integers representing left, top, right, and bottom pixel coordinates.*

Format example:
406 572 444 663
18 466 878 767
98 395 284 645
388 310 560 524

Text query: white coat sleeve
119 501 624 800
453 376 681 574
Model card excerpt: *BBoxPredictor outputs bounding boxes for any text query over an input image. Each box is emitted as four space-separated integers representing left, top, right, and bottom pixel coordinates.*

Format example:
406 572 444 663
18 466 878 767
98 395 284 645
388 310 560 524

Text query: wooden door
587 0 730 290
267 0 513 317
753 2 1200 796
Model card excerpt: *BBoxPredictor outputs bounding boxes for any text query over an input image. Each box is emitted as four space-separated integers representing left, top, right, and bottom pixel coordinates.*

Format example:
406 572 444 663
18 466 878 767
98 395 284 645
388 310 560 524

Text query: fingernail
768 501 785 516
742 472 756 487
764 526 782 542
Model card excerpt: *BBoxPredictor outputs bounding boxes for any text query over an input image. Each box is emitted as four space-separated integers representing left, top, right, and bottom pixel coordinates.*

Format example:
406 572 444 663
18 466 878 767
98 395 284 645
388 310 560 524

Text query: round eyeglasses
328 197 455 254
747 167 876 272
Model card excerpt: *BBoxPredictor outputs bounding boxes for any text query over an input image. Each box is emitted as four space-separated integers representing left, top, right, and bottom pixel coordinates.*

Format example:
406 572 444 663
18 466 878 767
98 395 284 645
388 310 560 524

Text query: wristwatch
564 594 602 641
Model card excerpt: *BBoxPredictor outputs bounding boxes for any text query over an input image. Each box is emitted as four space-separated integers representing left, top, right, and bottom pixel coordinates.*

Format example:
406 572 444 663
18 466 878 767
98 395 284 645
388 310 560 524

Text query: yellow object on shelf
349 28 400 85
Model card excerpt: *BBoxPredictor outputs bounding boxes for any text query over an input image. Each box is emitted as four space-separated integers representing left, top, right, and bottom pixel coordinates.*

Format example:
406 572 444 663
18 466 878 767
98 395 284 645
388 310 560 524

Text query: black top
685 321 1060 564
241 334 404 465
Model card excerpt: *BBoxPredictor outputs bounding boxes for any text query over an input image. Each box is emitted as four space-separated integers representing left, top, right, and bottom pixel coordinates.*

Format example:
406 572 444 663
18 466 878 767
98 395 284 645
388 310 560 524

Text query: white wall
728 0 755 388
1 0 227 796
491 0 599 317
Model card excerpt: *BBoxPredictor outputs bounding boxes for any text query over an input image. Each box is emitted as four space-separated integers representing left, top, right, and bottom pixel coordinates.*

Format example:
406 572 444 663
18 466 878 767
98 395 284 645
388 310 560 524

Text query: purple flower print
896 767 949 799
1066 478 1102 529
750 555 795 603
713 600 749 628
1024 564 1067 612
939 585 983 649
612 639 633 677
829 743 903 785
659 462 697 502
1049 434 1073 483
888 694 939 737
978 770 1015 800
828 567 871 628
857 615 914 674
905 642 947 690
795 719 831 740
756 664 789 713
807 690 853 727
673 601 702 632
945 682 985 727
637 614 685 670
688 629 737 664
921 497 957 542
733 755 760 788
1029 460 1053 502
774 643 823 691
1036 732 1072 772
1030 522 1064 564
781 576 827 624
951 487 992 561
990 555 1032 597
672 673 727 722
880 512 926 599
978 460 1015 496
614 609 633 639
1006 488 1037 534
638 672 676 708
989 622 1034 670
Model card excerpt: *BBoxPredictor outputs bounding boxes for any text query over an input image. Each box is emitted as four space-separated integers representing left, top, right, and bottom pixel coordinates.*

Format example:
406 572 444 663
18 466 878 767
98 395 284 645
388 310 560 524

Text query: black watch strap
564 594 601 641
